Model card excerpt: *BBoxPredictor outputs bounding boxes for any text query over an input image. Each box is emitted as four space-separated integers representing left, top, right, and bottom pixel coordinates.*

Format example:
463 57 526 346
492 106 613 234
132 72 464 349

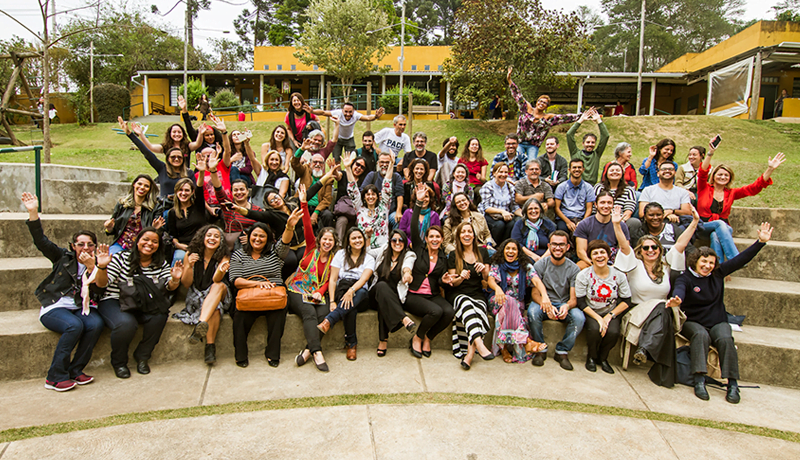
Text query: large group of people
26 89 785 406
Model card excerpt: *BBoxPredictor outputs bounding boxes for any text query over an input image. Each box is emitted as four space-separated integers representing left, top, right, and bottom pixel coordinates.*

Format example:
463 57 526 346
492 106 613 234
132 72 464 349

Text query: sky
0 0 787 53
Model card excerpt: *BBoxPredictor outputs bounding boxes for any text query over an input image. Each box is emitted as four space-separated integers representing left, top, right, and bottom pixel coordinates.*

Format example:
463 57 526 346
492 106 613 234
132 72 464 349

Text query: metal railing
0 145 42 211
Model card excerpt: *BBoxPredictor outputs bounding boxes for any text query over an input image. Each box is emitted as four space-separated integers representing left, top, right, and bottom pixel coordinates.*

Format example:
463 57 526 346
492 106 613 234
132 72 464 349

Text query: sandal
501 347 513 363
376 347 387 357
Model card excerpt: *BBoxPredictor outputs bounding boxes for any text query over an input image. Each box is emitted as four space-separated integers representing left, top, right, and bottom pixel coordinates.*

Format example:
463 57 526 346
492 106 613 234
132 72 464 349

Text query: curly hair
186 224 230 262
490 238 533 269
447 192 477 228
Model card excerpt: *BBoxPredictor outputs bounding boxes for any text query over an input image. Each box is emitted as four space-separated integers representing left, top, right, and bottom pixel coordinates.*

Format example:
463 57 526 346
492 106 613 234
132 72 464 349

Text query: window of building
424 65 430 71
277 65 282 70
411 65 417 70
792 78 800 97
687 94 699 113
438 65 442 71
264 65 269 70
169 79 179 106
313 65 319 70
291 64 296 70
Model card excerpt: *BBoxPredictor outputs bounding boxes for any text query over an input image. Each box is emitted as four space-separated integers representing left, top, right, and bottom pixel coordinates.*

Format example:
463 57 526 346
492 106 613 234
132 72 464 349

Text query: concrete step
725 277 800 331
0 258 51 312
733 238 800 283
2 303 799 389
0 163 127 183
0 213 109 259
730 206 800 242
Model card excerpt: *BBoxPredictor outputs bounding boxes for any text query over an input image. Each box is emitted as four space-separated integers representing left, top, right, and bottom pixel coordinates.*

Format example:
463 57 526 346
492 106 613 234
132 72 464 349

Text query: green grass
0 392 797 444
3 115 799 207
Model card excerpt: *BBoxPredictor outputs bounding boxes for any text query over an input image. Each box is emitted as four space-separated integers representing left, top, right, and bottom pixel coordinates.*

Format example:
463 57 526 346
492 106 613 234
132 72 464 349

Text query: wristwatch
609 312 616 319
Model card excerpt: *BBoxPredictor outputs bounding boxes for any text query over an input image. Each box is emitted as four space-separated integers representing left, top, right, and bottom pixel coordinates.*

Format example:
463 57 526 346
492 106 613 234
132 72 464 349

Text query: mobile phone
710 134 722 149
223 202 234 210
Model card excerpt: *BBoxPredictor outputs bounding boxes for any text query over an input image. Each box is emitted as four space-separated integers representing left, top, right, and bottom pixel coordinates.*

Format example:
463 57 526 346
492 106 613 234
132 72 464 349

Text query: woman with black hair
447 221 493 370
104 174 165 255
180 224 232 365
510 197 556 262
373 229 417 357
487 238 548 363
403 184 454 358
95 227 183 379
227 129 256 186
639 138 677 191
118 117 193 199
230 210 302 368
284 92 318 149
399 182 440 245
168 154 213 264
343 151 394 249
316 227 376 362
442 192 493 254
630 202 685 251
403 158 435 210
595 162 637 223
440 163 474 216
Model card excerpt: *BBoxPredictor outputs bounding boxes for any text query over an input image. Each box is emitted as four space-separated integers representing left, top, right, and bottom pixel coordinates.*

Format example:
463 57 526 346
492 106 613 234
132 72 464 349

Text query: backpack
119 266 171 315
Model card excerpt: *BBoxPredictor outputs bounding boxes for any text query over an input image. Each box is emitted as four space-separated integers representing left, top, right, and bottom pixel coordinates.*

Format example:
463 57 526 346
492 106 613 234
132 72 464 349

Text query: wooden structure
0 51 43 146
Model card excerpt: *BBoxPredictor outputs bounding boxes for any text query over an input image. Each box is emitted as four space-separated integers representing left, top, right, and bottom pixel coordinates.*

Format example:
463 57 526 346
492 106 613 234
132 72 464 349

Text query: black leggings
232 307 287 362
584 315 621 362
404 293 455 341
287 291 328 354
375 281 405 341
97 298 168 368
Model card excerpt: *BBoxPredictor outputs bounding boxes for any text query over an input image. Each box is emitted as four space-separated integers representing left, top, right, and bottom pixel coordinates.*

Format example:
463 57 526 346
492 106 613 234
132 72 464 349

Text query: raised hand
171 260 184 280
342 151 355 169
690 204 700 223
611 205 623 224
207 149 220 171
21 192 39 214
131 122 143 136
210 114 226 132
103 218 115 233
648 145 657 158
187 253 200 268
297 183 307 203
95 244 111 268
376 107 385 117
590 108 602 122
287 207 303 227
78 250 96 271
177 95 187 112
301 138 313 151
507 66 513 81
195 152 207 171
415 182 428 201
757 222 773 243
768 152 786 170
117 116 130 135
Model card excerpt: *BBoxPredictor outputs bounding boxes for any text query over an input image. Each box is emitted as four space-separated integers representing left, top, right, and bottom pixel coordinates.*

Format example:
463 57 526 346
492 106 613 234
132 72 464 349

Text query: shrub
177 79 208 108
211 88 240 110
378 86 435 114
69 86 91 126
93 84 130 122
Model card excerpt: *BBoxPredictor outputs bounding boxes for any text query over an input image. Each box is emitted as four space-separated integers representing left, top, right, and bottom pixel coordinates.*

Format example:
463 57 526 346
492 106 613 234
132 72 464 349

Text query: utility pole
398 0 405 115
635 0 646 117
184 1 189 102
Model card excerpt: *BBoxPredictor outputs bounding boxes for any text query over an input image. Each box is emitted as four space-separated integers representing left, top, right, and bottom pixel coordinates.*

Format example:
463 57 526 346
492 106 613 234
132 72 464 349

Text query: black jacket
106 201 162 242
408 202 447 293
28 219 102 308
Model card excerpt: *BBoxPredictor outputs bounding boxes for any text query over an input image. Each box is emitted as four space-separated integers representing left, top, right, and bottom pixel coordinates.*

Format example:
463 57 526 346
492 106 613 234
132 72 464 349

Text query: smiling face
390 233 406 254
658 163 675 181
204 228 222 251
644 207 664 231
494 165 509 184
535 97 549 111
638 238 662 263
267 152 282 171
453 166 467 183
170 125 183 142
418 187 431 209
505 138 518 155
362 135 374 149
454 194 471 213
526 162 541 181
526 202 541 221
319 231 336 255
72 235 96 259
426 228 442 250
713 168 731 187
133 178 151 197
596 195 614 216
569 162 584 180
291 95 302 110
695 255 716 276
349 231 365 251
274 126 286 142
414 136 426 152
620 147 632 163
364 188 378 207
249 227 267 252
606 164 623 182
352 159 366 177
394 118 407 134
137 231 160 257
378 154 392 174
687 148 702 166
177 183 193 203
545 138 558 155
503 242 519 263
583 135 597 152
659 144 675 161
310 154 325 177
167 150 184 168
413 163 426 181
468 139 480 154
231 182 249 204
459 224 475 246
342 105 354 120
203 130 215 144
590 247 609 268
267 192 284 208
548 235 569 260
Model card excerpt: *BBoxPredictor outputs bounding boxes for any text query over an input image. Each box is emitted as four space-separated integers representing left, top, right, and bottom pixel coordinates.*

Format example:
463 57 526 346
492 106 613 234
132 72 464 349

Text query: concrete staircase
1 207 799 388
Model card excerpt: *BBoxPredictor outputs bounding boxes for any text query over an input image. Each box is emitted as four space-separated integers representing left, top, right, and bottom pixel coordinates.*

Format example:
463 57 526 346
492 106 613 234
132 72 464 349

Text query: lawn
2 115 798 208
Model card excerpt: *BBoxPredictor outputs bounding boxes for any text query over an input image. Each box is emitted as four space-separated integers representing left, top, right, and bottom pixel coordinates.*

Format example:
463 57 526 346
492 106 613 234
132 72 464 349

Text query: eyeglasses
268 196 281 204
311 160 324 165
391 238 404 243
353 163 364 169
641 245 660 251
550 243 567 248
74 243 96 248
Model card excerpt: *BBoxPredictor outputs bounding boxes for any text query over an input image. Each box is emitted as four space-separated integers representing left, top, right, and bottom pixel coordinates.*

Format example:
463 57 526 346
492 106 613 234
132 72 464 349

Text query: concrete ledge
730 206 800 242
0 214 109 259
0 258 51 312
725 277 800 330
734 238 800 282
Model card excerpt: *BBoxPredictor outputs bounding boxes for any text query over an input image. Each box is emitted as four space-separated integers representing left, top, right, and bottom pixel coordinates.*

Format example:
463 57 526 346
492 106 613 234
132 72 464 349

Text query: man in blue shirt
554 158 595 234
491 134 527 185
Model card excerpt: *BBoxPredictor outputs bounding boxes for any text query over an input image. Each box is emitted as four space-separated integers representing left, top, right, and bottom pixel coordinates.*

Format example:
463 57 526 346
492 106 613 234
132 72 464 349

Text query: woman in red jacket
697 140 784 262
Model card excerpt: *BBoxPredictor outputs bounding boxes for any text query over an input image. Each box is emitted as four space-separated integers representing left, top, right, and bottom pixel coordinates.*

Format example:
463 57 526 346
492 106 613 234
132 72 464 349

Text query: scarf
452 179 467 194
419 206 432 235
499 260 526 303
524 218 542 252
287 249 332 295
80 266 98 315
266 167 288 188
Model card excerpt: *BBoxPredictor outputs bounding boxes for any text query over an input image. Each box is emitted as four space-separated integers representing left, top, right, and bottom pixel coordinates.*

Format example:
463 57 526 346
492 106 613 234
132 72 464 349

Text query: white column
445 81 451 114
143 75 149 116
649 79 657 116
259 74 264 105
577 79 585 112
382 75 386 94
201 74 206 87
319 74 325 104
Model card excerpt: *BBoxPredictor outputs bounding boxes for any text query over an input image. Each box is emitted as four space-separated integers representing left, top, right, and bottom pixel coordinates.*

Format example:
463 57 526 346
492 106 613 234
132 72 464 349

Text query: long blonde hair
120 174 158 210
453 221 482 274
171 178 196 218
634 235 665 281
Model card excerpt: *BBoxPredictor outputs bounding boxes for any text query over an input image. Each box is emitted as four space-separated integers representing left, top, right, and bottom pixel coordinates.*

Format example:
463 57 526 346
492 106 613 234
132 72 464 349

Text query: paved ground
1 351 798 458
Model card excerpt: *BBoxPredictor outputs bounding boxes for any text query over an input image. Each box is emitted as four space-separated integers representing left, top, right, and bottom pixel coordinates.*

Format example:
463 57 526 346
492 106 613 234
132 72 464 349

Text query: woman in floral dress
343 151 394 249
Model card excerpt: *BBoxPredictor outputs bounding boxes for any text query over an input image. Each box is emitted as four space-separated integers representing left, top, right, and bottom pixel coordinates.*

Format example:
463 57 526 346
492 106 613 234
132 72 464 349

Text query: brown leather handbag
236 275 287 311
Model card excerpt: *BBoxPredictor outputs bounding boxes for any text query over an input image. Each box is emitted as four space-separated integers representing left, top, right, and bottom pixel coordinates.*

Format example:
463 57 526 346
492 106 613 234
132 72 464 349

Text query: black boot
726 378 740 404
204 343 216 364
694 374 709 401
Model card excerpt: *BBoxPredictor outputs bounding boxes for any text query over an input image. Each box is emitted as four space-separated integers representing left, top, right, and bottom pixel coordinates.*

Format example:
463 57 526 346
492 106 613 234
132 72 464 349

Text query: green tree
773 1 800 21
587 0 745 72
209 37 246 71
60 5 208 90
442 0 592 108
403 0 460 45
294 0 392 100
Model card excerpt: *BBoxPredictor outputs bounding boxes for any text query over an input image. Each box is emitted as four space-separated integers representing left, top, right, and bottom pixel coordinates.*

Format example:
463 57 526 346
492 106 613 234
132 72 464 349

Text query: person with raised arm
639 139 677 191
344 151 394 249
312 102 385 160
566 107 609 185
168 151 213 264
284 92 318 149
22 192 106 391
260 125 295 179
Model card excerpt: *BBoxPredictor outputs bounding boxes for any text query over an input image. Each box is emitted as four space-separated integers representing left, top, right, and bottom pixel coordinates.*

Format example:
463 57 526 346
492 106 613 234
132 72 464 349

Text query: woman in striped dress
446 222 494 370
229 208 302 368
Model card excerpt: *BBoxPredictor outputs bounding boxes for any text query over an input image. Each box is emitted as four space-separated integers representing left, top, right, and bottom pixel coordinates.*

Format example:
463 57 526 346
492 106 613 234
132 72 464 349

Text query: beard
312 168 324 179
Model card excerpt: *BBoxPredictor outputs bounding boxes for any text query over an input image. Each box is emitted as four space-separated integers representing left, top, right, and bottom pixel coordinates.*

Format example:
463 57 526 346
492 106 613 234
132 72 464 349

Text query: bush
69 87 91 126
378 86 435 114
93 84 130 123
211 89 240 110
177 79 208 108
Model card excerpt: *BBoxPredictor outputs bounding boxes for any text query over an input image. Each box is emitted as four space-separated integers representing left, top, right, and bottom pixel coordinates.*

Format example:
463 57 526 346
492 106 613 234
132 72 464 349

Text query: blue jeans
518 142 539 159
325 287 369 346
39 307 104 382
388 209 400 231
699 220 738 262
230 167 253 186
527 302 585 354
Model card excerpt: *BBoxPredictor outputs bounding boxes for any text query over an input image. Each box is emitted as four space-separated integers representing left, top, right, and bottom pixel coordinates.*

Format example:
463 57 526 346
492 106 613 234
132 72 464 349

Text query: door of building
761 85 778 119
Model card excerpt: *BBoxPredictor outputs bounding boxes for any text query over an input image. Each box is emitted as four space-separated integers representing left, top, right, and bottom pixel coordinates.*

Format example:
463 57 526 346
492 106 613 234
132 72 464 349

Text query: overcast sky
0 0 785 53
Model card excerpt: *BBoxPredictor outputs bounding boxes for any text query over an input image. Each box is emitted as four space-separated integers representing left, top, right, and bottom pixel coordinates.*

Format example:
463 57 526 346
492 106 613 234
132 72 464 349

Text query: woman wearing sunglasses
373 230 417 356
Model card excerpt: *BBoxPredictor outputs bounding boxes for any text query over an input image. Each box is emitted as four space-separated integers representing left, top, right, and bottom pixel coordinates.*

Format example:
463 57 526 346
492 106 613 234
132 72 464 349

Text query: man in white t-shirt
313 102 385 161
638 162 692 223
374 115 412 159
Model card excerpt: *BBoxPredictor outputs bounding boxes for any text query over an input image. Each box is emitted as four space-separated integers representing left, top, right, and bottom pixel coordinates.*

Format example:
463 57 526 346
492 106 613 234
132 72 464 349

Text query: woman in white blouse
614 206 699 386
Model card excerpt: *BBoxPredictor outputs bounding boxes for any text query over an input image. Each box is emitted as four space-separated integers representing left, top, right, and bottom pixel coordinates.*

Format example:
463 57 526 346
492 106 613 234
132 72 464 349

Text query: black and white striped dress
229 240 289 287
101 250 171 301
447 248 491 359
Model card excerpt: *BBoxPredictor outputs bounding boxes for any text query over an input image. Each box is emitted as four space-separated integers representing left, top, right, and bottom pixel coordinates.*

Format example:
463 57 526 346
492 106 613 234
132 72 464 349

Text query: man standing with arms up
566 107 609 185
312 103 385 160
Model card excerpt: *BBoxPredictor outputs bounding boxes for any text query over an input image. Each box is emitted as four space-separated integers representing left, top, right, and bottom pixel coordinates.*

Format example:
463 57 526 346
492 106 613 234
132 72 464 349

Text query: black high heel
409 337 422 359
460 358 471 370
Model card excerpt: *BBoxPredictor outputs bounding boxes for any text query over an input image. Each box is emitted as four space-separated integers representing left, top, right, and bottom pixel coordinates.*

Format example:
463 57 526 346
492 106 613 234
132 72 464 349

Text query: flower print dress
348 177 392 249
488 263 539 363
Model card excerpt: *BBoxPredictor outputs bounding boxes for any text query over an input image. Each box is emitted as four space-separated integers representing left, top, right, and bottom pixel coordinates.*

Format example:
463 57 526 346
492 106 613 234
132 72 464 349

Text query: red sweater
696 165 772 222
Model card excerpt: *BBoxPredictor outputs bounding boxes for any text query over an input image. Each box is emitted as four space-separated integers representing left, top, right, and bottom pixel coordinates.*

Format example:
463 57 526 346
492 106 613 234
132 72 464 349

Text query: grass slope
2 116 798 207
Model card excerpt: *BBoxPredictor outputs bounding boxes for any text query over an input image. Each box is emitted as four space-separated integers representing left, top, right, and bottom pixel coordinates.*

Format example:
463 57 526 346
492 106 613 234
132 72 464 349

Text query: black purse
119 267 171 315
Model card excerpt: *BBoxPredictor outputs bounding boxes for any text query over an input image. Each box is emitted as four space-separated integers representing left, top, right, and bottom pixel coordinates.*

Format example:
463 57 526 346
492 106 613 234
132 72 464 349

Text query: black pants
375 281 405 341
405 293 455 340
682 320 739 380
97 298 168 368
287 291 328 354
232 307 288 362
584 314 621 362
331 136 356 161
486 215 519 244
282 247 307 281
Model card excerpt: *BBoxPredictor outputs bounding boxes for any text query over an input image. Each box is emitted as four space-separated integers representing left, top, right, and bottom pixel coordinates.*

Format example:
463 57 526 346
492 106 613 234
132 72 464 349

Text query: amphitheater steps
733 238 800 282
725 277 800 330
